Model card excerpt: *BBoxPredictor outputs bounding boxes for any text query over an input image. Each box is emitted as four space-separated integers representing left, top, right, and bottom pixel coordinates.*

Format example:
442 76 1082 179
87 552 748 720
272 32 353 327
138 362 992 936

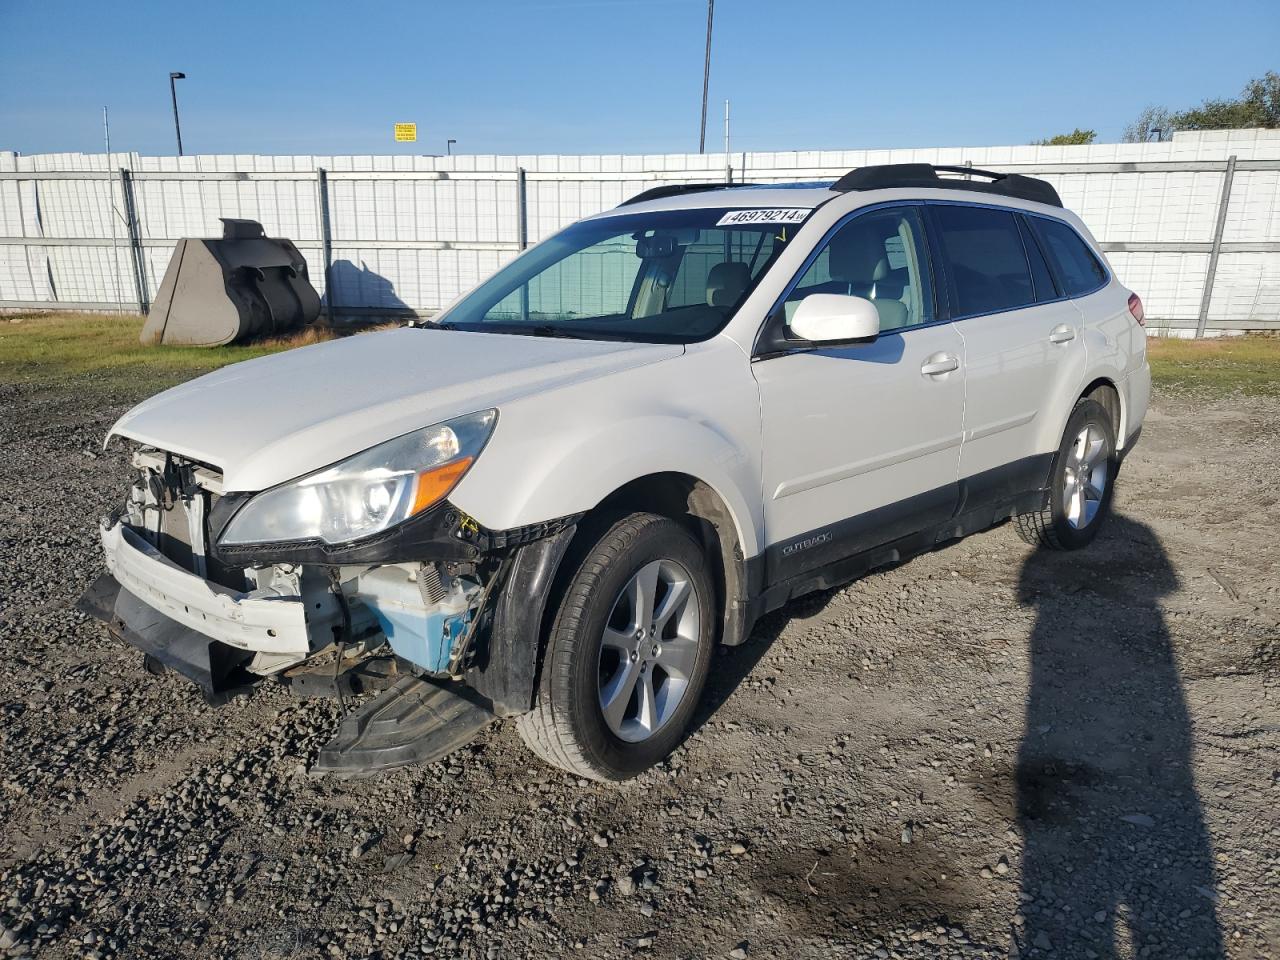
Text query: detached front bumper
83 520 324 703
101 520 311 656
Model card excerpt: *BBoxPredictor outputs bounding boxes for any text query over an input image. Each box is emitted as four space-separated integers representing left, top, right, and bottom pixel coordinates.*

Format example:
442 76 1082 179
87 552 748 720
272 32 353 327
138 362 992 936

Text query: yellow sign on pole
394 122 417 143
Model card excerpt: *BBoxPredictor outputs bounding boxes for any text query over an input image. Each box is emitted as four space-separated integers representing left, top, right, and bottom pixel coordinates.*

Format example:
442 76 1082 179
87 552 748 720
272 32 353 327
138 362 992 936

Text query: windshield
435 206 809 342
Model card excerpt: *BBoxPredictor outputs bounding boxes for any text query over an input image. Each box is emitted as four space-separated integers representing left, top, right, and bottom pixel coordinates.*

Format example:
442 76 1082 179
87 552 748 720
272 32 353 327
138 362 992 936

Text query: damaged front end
82 439 577 774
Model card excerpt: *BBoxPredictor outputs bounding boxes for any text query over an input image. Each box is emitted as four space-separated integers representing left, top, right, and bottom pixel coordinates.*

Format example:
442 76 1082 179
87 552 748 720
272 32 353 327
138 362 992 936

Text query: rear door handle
1049 324 1077 344
920 354 960 377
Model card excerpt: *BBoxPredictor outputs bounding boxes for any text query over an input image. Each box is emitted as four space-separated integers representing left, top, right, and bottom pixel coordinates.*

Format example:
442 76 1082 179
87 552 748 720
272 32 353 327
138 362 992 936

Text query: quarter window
783 207 934 332
931 205 1035 316
1030 217 1108 296
1017 215 1059 302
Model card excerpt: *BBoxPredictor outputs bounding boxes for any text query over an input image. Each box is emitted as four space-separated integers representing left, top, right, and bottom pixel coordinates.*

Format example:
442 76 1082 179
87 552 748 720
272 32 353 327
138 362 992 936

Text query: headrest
829 226 891 284
706 261 751 308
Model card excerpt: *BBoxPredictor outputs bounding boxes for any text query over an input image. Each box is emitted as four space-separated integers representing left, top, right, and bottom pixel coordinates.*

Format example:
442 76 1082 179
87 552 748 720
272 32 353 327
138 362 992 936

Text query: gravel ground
0 376 1276 960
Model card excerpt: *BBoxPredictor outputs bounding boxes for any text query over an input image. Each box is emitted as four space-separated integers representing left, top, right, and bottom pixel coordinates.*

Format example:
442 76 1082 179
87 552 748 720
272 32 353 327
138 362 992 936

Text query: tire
516 512 715 781
1016 398 1119 550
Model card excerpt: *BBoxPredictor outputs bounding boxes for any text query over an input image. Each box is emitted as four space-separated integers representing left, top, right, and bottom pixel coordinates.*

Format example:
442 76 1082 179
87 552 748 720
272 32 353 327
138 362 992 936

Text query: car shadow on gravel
1012 514 1224 959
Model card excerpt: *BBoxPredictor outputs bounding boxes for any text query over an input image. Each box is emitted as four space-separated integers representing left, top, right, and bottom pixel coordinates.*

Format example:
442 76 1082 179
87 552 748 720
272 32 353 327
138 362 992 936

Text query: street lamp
169 72 186 156
447 139 456 156
698 0 714 153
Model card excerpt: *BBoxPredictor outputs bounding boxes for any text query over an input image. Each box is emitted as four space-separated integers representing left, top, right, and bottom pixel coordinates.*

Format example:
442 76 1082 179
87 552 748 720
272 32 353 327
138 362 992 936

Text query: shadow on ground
693 513 1225 957
1013 514 1223 958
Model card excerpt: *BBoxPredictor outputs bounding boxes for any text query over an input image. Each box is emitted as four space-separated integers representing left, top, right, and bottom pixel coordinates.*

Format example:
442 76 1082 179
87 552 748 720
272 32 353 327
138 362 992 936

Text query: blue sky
1 0 1276 157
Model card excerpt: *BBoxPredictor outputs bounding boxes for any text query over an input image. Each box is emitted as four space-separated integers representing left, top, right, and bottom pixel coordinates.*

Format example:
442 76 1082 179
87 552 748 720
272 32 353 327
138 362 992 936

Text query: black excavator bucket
141 218 321 347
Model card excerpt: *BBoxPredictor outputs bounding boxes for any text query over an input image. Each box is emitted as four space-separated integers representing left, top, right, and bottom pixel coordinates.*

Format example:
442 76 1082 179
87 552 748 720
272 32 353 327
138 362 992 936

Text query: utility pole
103 106 125 312
698 0 714 153
169 72 186 156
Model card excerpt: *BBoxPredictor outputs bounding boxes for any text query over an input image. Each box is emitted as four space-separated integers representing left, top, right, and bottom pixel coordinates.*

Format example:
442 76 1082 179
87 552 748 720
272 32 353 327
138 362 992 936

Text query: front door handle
1049 324 1077 344
920 353 960 377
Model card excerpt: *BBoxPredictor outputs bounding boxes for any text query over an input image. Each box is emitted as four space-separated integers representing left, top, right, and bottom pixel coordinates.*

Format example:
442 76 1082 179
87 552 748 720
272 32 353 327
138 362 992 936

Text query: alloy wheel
597 559 701 743
1062 423 1110 530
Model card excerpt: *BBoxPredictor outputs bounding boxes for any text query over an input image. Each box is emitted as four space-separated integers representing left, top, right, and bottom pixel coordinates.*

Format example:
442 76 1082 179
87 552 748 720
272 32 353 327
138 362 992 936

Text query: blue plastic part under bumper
366 603 470 675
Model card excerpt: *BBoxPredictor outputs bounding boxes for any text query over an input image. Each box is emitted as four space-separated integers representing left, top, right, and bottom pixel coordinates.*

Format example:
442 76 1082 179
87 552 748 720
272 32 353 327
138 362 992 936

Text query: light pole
698 0 714 153
447 139 456 156
169 72 186 156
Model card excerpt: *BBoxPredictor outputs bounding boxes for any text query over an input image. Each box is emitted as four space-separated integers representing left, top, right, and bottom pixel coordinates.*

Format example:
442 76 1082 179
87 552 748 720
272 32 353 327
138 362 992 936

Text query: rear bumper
101 520 310 656
1123 361 1151 451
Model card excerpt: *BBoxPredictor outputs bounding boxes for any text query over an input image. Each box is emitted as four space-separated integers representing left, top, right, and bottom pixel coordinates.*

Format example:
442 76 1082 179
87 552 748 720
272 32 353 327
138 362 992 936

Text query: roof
588 183 839 218
606 164 1063 217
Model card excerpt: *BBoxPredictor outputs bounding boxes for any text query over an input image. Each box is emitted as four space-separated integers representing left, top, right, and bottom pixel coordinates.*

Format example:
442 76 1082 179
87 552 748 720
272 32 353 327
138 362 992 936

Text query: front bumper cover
78 573 256 704
102 520 311 656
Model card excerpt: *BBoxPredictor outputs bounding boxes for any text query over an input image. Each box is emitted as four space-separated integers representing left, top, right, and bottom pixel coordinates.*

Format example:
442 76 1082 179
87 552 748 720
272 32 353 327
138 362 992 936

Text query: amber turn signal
411 456 475 516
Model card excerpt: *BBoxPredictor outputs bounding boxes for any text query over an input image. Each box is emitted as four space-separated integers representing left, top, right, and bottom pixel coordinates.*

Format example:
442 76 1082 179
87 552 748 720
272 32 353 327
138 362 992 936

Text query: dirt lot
0 334 1277 959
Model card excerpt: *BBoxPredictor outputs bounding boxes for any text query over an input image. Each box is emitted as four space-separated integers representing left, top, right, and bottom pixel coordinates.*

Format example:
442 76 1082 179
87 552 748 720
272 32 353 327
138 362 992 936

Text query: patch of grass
4 312 1277 402
1147 335 1280 398
0 312 349 393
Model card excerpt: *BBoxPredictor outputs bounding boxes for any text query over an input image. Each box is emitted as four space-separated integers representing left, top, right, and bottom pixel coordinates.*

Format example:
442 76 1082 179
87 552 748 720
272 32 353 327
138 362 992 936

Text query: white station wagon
82 163 1150 781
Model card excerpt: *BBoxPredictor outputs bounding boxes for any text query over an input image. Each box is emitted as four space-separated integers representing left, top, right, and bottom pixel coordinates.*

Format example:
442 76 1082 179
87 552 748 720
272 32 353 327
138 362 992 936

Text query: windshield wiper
524 325 582 339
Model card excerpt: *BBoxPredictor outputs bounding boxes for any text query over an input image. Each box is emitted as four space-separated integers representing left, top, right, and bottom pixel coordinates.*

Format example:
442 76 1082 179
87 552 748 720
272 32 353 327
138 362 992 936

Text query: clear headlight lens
220 409 496 546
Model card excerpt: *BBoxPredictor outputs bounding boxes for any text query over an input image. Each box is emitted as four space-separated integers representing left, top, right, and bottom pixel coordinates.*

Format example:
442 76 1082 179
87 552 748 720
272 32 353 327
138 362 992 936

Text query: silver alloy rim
597 558 701 743
1062 423 1110 530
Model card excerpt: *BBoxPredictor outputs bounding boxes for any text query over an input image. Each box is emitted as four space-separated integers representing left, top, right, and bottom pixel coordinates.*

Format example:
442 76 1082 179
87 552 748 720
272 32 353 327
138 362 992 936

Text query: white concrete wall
2 129 1278 331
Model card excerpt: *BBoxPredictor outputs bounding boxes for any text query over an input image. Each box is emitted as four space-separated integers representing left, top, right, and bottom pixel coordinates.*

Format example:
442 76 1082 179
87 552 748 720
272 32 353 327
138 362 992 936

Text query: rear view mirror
789 294 880 344
636 235 679 259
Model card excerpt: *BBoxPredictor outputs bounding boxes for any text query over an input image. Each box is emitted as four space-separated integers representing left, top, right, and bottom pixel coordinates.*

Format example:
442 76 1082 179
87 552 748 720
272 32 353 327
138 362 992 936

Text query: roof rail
831 163 1062 208
619 182 757 207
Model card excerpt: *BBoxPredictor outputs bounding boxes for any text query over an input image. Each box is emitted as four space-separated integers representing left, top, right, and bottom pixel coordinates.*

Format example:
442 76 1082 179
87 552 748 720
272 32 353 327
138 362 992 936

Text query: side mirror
789 294 880 344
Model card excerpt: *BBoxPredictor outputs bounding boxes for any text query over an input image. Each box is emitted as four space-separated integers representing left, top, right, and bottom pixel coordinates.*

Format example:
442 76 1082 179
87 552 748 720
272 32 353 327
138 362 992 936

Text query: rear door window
930 204 1035 317
1030 217 1108 296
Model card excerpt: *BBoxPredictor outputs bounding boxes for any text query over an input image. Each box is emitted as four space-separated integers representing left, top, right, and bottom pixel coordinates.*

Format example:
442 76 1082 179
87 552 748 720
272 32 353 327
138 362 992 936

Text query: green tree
1032 128 1097 146
1123 71 1280 141
1172 70 1280 130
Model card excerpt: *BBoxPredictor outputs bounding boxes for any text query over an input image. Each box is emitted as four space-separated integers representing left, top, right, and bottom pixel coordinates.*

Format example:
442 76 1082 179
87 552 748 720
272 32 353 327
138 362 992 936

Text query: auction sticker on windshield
716 208 810 226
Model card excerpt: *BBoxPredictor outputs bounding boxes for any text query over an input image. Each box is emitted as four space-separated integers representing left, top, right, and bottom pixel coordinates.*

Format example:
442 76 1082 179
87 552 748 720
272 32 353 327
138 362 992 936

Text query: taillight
1127 293 1146 327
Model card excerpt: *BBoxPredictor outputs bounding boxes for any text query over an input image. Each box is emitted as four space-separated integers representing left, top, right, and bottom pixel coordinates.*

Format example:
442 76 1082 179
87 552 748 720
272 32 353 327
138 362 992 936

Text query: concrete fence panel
2 129 1278 334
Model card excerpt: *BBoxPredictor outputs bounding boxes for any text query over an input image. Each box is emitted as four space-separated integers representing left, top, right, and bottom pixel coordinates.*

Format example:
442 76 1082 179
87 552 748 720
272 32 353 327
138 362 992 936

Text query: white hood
109 328 683 491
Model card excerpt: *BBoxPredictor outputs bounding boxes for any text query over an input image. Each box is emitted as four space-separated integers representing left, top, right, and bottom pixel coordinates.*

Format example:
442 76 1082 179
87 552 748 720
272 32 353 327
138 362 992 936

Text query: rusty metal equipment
141 218 321 347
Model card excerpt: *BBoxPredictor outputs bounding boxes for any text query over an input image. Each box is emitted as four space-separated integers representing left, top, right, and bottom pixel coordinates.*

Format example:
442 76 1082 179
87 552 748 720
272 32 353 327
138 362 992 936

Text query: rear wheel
1016 398 1118 550
516 513 714 781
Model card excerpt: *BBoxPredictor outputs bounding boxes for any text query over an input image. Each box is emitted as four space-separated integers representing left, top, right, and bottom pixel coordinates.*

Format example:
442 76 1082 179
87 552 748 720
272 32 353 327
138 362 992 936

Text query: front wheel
1016 398 1119 550
516 513 715 781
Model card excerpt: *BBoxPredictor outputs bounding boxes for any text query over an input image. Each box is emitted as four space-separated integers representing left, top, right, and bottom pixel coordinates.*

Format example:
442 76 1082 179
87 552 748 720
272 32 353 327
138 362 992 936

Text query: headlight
219 410 497 546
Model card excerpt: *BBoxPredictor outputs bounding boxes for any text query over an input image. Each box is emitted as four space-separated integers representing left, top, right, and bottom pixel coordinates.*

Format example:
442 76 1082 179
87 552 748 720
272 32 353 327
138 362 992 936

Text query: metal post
169 72 186 156
119 168 148 314
723 99 731 183
316 167 335 326
516 167 528 251
1196 154 1236 339
516 167 529 323
698 0 714 153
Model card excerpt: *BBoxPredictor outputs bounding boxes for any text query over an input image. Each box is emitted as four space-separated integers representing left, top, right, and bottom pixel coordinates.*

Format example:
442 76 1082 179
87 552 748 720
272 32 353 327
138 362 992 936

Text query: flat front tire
516 513 715 781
